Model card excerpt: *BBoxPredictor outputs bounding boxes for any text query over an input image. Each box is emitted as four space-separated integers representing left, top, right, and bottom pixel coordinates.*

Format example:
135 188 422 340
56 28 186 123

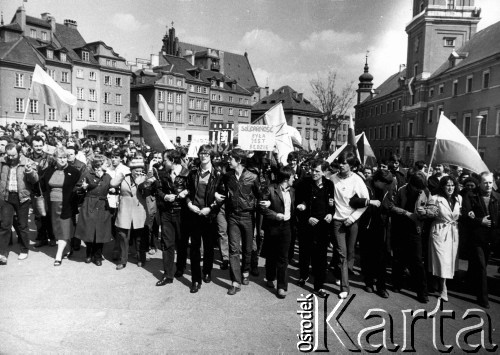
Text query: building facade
0 7 131 138
251 86 323 150
355 0 500 170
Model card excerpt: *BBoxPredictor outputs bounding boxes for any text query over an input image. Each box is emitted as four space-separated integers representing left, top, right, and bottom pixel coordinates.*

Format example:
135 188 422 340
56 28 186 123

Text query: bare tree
310 70 356 151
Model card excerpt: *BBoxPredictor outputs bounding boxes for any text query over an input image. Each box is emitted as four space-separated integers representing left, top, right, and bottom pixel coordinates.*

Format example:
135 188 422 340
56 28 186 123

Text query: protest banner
238 124 275 151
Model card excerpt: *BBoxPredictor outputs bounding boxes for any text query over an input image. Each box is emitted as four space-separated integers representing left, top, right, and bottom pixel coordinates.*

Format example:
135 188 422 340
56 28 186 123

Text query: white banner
238 124 275 151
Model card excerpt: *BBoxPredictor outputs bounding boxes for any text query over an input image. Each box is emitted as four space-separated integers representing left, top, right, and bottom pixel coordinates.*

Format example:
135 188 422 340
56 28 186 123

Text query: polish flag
137 94 176 151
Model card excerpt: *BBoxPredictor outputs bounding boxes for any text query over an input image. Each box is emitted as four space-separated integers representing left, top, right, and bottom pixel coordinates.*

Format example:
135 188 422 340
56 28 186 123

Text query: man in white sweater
330 152 369 299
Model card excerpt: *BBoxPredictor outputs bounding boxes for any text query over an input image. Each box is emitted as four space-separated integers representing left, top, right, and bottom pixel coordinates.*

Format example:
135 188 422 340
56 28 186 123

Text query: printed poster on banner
238 124 275 151
187 135 210 158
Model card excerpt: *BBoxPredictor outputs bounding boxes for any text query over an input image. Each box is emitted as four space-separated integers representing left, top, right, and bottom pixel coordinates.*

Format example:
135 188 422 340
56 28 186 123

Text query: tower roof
359 53 373 83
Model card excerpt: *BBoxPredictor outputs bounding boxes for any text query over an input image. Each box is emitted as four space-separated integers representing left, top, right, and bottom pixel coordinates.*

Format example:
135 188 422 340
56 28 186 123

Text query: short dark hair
287 151 299 163
198 144 215 159
389 154 400 163
0 135 12 143
66 144 79 154
230 148 247 165
338 152 358 168
31 136 45 146
414 160 426 170
310 158 329 172
165 149 182 164
277 166 294 183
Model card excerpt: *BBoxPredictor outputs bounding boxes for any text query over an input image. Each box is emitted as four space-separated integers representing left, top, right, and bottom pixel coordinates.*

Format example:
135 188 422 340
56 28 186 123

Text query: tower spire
364 50 370 73
1 11 4 26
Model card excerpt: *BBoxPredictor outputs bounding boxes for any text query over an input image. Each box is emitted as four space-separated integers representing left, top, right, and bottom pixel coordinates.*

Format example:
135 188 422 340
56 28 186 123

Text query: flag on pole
326 132 376 165
30 64 77 116
433 113 489 173
264 103 293 165
346 114 360 160
137 94 175 151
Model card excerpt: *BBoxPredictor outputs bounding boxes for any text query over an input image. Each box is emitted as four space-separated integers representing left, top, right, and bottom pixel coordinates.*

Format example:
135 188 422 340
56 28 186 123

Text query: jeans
116 226 147 265
160 209 187 278
0 194 31 256
300 221 330 291
332 220 359 293
265 221 291 291
190 213 215 282
227 212 254 285
216 207 229 262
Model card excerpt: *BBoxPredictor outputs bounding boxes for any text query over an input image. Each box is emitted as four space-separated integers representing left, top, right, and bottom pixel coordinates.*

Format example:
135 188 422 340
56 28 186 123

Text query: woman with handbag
40 147 81 266
74 155 113 266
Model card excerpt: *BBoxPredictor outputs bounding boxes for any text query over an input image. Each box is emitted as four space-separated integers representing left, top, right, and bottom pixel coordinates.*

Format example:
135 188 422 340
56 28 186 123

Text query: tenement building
251 86 323 150
0 7 131 139
355 0 500 170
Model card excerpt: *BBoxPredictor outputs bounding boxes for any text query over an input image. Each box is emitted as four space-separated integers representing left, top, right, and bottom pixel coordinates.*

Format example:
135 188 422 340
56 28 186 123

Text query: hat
128 158 145 170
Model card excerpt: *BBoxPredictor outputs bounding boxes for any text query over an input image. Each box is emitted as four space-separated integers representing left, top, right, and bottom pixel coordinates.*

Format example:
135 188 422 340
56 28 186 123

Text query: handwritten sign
187 135 210 158
238 124 275 151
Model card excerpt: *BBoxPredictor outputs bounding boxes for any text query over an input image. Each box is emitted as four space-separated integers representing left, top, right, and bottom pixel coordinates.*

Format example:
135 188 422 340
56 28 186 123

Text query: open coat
113 174 147 230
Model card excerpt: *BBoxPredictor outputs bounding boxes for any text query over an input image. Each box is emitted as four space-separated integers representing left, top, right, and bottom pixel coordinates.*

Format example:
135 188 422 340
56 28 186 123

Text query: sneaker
0 255 7 265
277 289 287 299
339 291 349 299
18 253 28 260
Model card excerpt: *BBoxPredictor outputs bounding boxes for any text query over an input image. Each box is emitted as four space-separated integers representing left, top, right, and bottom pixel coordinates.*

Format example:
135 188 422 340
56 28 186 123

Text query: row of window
359 98 403 118
368 124 402 141
189 98 208 110
210 106 249 117
158 91 183 104
76 89 122 105
297 116 319 126
296 128 318 140
433 70 490 98
189 114 208 126
158 111 183 123
210 93 250 105
137 76 183 87
189 85 209 94
16 71 124 88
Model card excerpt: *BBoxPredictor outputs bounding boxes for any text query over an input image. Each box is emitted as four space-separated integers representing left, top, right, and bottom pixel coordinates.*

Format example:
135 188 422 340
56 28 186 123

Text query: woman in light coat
110 157 149 270
426 176 461 301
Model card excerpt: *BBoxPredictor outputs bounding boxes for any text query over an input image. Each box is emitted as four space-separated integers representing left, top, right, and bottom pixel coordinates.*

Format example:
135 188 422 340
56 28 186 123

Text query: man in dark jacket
217 148 261 295
260 165 295 299
185 145 223 293
462 172 500 309
295 159 334 298
152 149 190 286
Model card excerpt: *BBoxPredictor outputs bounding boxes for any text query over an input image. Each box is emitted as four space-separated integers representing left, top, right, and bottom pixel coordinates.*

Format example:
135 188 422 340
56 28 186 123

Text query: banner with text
238 124 275 151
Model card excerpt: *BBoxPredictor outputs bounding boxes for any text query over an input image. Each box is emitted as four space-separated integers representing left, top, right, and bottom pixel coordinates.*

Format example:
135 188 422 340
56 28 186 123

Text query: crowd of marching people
1 122 499 309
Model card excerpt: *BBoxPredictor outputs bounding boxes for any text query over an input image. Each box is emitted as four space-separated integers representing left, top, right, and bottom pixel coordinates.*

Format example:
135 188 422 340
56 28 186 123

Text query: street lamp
475 115 483 150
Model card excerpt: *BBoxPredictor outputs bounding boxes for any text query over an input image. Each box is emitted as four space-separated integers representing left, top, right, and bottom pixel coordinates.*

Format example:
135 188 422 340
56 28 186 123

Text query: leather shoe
364 285 374 293
116 264 126 270
277 289 287 299
85 257 92 264
94 259 102 267
137 262 143 267
266 280 275 288
203 274 212 283
220 260 229 270
174 269 184 278
156 277 173 286
227 286 241 295
315 289 328 298
377 289 389 299
190 282 201 293
250 267 260 277
34 240 48 248
297 277 309 287
242 276 250 285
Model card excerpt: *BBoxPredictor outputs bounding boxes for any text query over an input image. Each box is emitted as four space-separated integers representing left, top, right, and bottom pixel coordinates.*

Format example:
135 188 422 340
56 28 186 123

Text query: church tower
161 24 181 57
357 53 373 105
406 0 481 80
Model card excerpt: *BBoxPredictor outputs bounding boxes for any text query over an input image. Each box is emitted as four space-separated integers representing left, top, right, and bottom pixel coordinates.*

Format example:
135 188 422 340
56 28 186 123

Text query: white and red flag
137 94 176 151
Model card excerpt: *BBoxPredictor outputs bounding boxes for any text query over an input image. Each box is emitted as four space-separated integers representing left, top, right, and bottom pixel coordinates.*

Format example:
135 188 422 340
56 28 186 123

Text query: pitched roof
158 54 202 82
252 85 322 115
0 38 43 66
25 15 51 29
431 20 500 79
179 41 258 89
198 69 251 95
0 22 22 32
54 23 86 48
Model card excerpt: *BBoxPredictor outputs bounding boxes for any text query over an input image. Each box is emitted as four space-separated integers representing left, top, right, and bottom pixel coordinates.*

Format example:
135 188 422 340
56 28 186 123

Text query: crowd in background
0 122 499 308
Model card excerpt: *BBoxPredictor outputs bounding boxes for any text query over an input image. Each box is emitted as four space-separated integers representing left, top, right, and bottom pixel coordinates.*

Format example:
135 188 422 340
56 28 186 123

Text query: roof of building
198 69 251 95
361 68 406 104
26 15 51 29
0 22 22 32
158 54 203 82
54 23 86 48
431 20 500 79
83 124 130 133
252 85 322 115
179 41 258 89
0 37 43 66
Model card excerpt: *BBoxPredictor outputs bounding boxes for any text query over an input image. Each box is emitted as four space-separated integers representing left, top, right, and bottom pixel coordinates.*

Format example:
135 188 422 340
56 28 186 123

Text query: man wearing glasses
185 145 223 293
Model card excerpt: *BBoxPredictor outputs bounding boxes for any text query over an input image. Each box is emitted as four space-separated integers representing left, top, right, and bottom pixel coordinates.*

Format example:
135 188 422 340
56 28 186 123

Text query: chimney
150 53 159 67
15 6 26 32
219 51 225 74
41 13 56 35
399 64 406 73
64 19 78 29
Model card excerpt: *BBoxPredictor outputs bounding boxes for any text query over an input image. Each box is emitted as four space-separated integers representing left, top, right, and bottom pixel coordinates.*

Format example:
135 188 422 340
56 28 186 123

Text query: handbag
34 182 47 217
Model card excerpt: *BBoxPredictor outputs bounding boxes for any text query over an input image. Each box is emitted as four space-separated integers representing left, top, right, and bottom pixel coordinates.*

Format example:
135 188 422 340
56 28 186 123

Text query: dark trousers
116 226 147 265
288 221 298 261
159 210 187 278
34 215 54 242
299 221 329 291
359 224 387 291
469 242 490 305
332 220 359 293
147 217 160 250
190 213 215 282
265 221 291 291
0 194 31 256
392 228 428 296
216 207 229 262
251 212 263 270
227 212 254 285
85 240 104 260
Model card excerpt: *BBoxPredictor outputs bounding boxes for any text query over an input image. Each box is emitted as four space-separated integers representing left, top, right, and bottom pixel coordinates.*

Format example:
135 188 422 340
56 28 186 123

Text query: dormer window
42 32 48 41
30 29 37 38
82 51 90 61
60 53 67 62
444 37 455 47
46 50 53 60
211 79 216 87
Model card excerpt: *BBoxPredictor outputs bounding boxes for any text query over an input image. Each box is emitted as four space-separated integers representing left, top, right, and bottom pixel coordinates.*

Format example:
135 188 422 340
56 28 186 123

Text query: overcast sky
3 0 499 99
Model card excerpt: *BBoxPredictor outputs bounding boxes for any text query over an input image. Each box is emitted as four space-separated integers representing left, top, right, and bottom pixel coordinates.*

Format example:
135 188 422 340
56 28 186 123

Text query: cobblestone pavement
1 226 499 354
